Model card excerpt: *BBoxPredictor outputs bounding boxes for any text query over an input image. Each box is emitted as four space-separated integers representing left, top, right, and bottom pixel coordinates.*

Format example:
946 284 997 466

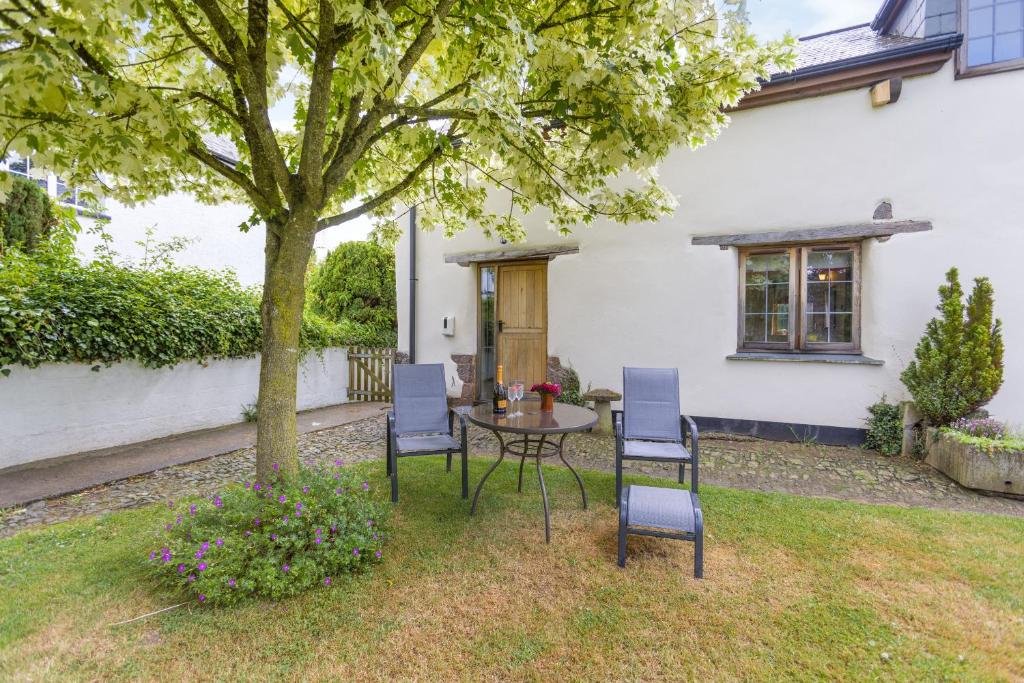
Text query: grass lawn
1 456 1023 681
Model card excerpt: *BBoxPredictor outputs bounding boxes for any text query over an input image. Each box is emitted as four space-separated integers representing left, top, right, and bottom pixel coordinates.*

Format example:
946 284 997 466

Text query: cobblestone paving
2 413 1022 537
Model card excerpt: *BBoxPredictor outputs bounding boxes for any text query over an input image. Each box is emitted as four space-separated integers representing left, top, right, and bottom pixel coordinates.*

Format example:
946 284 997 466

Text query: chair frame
617 485 704 578
614 410 699 507
386 407 469 504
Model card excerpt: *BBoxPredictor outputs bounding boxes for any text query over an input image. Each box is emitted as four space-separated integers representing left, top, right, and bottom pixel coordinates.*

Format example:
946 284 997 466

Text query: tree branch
186 141 270 216
322 0 457 194
316 144 445 230
297 0 337 196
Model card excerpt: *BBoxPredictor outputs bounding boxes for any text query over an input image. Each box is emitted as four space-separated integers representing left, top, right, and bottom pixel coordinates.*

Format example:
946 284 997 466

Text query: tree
308 240 396 335
0 1 793 481
0 175 56 253
901 268 1004 426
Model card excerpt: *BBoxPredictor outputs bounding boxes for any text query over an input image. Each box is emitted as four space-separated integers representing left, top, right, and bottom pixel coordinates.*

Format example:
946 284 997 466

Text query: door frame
475 259 549 403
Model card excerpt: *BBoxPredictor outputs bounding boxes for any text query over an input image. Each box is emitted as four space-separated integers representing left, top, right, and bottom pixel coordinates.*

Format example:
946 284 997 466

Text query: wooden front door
496 261 548 389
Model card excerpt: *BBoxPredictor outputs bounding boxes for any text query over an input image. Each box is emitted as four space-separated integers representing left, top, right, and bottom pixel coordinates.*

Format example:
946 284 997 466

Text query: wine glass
510 379 524 416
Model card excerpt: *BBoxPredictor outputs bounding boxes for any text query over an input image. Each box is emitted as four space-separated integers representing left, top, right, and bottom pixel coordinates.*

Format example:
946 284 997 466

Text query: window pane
745 252 789 284
830 282 853 313
768 312 789 342
745 285 765 314
830 313 853 343
994 31 1024 61
743 252 790 344
744 314 768 343
996 2 1023 32
805 249 854 345
805 314 828 344
744 314 788 343
806 282 828 314
970 7 994 38
477 266 496 401
969 36 995 64
807 250 852 282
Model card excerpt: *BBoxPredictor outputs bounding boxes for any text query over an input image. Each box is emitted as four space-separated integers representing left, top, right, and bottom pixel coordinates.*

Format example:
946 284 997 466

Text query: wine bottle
492 364 508 414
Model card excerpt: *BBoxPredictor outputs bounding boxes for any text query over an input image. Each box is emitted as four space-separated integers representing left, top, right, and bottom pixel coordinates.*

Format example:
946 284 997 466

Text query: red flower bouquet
531 382 561 412
530 382 562 397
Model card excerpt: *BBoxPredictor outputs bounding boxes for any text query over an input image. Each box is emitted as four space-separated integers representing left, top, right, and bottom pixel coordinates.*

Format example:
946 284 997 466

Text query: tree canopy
0 1 793 238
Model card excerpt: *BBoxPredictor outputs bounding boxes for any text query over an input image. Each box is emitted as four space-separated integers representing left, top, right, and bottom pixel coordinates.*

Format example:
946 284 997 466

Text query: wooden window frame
737 248 799 352
956 0 1024 79
737 243 861 354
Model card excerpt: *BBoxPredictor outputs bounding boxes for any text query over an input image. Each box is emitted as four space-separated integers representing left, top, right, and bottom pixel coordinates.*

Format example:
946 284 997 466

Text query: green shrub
308 241 396 344
864 398 903 456
0 175 56 253
901 268 1004 427
555 365 586 407
149 463 389 605
0 251 380 374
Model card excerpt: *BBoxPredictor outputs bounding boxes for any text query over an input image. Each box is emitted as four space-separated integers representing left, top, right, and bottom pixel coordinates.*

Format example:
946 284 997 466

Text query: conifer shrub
901 268 1003 426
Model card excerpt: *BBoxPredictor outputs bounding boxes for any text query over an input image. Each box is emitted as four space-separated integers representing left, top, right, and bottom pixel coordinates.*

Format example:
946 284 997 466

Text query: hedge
0 251 385 375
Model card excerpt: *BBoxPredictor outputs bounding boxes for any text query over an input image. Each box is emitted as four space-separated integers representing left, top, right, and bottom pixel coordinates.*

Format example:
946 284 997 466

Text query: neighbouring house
395 0 1024 444
1 136 358 285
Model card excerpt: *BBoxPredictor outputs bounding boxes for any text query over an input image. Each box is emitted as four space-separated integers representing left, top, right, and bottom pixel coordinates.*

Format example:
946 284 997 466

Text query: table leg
535 434 551 543
517 434 528 493
471 431 507 515
557 433 588 510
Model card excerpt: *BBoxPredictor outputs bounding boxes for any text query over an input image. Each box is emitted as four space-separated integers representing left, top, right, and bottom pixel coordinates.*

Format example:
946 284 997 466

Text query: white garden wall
0 348 348 469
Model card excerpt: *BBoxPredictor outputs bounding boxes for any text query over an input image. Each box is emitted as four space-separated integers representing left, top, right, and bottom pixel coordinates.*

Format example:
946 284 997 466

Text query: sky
307 0 886 253
746 0 881 39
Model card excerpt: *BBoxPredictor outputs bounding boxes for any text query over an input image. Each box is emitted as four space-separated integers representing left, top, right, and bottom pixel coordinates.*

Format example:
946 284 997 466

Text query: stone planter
925 428 1024 497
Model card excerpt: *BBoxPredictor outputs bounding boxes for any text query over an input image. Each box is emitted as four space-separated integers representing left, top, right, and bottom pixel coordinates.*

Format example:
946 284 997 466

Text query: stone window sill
726 352 884 366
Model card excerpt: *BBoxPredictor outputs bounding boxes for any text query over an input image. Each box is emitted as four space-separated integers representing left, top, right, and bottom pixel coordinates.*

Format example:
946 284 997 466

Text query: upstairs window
739 245 860 353
962 0 1024 73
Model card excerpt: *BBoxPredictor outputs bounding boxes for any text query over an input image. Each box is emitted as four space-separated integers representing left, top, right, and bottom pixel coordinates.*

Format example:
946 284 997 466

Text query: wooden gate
347 346 395 402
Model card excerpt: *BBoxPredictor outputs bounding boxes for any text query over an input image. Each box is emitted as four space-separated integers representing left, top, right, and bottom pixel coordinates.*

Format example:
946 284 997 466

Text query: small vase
540 393 555 412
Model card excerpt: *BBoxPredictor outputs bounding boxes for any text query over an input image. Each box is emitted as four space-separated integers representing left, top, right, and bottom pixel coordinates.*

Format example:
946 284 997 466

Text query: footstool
618 485 703 578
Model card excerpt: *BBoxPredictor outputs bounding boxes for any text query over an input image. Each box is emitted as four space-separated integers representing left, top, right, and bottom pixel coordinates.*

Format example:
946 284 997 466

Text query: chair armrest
682 415 698 460
449 407 469 440
615 414 624 461
387 411 398 451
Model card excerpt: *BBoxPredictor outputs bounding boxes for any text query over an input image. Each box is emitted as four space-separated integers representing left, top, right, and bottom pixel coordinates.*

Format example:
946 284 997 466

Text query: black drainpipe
408 204 417 364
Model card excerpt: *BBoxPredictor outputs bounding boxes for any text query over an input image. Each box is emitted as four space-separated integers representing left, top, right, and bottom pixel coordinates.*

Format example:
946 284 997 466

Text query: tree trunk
256 213 316 483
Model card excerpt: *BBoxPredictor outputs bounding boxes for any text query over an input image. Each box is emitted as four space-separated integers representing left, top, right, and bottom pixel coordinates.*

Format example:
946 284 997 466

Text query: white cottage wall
398 61 1024 430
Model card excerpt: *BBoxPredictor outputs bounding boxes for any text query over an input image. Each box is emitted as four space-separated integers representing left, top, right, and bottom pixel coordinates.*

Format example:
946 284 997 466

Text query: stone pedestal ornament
582 388 623 434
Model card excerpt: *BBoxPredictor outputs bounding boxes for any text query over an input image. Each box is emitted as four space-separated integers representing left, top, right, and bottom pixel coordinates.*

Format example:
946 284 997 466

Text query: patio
3 412 1022 539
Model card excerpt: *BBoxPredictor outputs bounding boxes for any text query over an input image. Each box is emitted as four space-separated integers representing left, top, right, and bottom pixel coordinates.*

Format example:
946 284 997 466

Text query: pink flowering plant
950 417 1006 440
149 462 388 605
530 382 562 398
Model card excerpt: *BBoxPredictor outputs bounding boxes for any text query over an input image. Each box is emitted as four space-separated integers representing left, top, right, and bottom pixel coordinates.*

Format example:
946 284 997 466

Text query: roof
785 24 922 73
766 23 962 84
871 0 907 32
202 134 240 165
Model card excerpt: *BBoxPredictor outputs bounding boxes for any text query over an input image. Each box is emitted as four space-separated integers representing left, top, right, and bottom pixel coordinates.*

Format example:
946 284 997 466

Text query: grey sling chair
614 367 699 507
386 363 468 503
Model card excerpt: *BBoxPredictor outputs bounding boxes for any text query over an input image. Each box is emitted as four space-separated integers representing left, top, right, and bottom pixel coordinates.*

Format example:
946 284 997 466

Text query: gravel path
2 413 1022 537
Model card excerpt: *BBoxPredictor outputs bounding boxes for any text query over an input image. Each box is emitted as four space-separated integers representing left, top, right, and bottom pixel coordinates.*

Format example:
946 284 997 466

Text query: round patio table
468 402 597 543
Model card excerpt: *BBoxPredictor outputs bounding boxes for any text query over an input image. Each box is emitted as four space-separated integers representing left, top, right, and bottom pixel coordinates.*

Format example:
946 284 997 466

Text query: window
739 244 860 353
477 265 497 401
961 0 1024 74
